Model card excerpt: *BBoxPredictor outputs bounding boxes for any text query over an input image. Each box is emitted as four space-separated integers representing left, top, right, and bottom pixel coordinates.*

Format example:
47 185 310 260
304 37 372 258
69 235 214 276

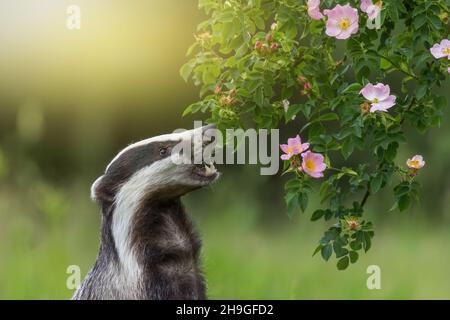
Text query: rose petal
431 43 447 59
301 143 310 153
308 8 324 20
360 83 377 100
325 19 341 37
287 135 302 147
371 95 396 111
280 144 290 153
366 5 380 20
373 83 391 101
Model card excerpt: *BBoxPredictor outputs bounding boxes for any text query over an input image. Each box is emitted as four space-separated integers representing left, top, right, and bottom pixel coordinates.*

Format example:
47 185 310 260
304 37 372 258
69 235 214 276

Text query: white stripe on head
105 127 203 172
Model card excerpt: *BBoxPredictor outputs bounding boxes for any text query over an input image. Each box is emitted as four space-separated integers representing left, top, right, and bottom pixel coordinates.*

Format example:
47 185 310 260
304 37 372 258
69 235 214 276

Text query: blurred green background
0 0 449 299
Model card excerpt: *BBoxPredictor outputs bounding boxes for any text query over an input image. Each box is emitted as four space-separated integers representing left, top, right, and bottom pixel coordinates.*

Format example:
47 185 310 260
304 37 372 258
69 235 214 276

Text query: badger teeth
204 163 217 176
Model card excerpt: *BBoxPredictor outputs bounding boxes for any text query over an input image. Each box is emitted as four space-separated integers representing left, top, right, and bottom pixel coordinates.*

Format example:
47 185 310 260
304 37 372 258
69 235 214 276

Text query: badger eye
159 146 169 156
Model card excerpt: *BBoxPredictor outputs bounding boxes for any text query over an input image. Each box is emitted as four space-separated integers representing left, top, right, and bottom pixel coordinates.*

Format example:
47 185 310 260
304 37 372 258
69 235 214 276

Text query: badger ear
90 176 104 201
91 175 115 201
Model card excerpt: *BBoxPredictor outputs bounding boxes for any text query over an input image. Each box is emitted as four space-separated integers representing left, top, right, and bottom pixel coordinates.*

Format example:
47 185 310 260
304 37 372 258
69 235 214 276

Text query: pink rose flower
407 155 425 169
360 0 382 20
430 39 450 60
360 83 396 112
280 135 310 160
301 151 327 178
323 4 359 40
307 0 324 20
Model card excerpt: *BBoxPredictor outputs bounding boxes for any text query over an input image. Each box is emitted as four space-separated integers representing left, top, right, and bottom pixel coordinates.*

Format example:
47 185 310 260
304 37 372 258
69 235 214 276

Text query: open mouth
190 125 219 182
192 162 219 181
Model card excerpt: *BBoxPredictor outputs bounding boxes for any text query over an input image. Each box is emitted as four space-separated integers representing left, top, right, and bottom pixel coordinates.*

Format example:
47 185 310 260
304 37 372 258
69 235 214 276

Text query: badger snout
189 124 219 182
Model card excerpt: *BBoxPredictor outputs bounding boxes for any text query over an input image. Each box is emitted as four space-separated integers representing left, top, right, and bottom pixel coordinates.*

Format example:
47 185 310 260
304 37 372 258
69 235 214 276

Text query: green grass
1 178 449 299
202 216 450 299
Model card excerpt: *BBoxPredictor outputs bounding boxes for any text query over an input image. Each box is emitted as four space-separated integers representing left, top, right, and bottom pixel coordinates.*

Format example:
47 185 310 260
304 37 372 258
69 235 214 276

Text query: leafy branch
181 0 449 270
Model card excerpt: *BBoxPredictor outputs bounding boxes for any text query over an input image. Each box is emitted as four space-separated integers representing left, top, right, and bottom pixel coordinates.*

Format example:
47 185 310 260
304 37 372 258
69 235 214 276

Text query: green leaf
416 84 428 101
342 167 358 176
285 178 302 190
341 137 354 159
363 232 372 252
398 194 411 211
316 113 339 122
254 86 264 107
333 242 349 258
235 43 248 57
180 60 195 82
349 251 359 264
299 192 308 213
285 104 303 123
370 175 383 194
428 15 442 30
313 244 323 257
350 240 362 251
413 14 427 29
380 57 392 70
311 209 325 221
284 192 299 218
321 244 332 261
339 83 362 94
337 256 350 270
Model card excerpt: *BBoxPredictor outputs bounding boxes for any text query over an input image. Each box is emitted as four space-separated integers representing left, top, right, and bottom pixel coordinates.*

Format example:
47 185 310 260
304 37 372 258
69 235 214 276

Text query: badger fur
73 125 219 300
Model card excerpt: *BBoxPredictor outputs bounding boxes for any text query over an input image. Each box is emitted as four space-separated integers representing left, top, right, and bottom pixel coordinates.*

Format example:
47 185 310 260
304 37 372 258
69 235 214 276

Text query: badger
73 125 219 300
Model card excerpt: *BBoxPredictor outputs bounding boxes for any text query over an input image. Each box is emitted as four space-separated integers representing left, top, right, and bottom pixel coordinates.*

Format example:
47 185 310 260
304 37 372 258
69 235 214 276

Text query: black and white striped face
91 125 218 203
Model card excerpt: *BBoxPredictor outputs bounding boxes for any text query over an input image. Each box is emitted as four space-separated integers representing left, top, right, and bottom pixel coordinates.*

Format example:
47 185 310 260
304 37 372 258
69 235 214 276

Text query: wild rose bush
181 0 449 269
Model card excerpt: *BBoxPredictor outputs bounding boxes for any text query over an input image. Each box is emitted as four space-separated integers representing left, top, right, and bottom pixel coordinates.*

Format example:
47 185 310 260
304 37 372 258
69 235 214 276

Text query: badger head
88 125 219 285
91 124 219 206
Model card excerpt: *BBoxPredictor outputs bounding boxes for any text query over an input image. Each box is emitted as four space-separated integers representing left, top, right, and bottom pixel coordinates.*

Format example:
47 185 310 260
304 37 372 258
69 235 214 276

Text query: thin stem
375 53 419 80
360 187 371 208
359 99 417 208
400 97 416 124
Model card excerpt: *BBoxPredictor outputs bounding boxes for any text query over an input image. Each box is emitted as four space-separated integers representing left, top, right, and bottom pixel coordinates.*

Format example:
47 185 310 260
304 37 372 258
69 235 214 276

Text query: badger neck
96 191 204 299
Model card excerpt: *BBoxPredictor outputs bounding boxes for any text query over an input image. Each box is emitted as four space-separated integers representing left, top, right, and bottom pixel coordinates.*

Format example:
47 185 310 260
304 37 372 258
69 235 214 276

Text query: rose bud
360 102 370 114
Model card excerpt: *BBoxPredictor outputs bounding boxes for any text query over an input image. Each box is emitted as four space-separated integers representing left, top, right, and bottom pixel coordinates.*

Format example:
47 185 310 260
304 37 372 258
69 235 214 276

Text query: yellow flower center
372 98 379 103
305 159 316 171
409 160 420 168
339 18 350 30
287 147 293 154
442 47 450 55
375 1 383 9
347 220 360 230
